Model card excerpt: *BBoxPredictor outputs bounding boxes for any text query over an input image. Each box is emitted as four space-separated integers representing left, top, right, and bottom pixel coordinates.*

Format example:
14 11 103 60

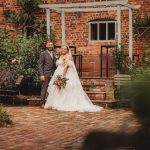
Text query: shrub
0 28 55 88
0 106 13 127
120 72 150 126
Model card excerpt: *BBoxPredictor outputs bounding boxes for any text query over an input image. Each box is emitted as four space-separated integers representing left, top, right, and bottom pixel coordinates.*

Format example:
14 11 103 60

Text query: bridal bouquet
53 75 69 90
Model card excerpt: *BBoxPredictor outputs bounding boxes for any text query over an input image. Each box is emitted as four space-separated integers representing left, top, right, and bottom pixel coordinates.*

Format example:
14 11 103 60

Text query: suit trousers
41 77 51 104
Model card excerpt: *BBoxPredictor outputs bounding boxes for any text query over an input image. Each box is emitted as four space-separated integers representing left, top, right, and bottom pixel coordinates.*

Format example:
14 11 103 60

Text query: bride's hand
40 75 45 81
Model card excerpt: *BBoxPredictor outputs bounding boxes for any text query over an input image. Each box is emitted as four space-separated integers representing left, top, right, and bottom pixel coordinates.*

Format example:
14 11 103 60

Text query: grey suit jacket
38 50 57 77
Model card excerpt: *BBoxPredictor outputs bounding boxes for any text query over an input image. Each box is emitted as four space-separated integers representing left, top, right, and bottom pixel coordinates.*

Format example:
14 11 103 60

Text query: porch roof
39 1 141 61
39 0 140 11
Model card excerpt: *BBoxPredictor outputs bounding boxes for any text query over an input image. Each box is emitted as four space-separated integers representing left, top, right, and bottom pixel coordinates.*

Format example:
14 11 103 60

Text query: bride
44 46 103 112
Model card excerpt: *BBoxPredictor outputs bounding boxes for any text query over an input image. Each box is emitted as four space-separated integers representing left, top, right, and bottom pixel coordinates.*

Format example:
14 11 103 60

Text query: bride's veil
68 48 92 103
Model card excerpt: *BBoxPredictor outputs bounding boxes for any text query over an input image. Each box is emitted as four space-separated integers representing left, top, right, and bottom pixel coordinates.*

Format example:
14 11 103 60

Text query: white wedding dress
44 57 103 112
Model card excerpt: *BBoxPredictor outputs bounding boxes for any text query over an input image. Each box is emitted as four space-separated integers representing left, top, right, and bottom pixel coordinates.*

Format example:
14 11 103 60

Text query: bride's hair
61 45 70 53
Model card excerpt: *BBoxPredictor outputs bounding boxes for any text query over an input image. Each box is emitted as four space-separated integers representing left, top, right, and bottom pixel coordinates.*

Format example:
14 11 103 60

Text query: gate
100 45 116 78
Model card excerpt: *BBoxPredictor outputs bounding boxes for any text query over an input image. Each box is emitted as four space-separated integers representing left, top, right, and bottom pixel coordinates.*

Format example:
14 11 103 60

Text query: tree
4 0 46 38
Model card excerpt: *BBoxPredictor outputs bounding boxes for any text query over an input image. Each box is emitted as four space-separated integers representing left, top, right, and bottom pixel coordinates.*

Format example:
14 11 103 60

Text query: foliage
120 72 150 127
0 28 55 88
133 12 150 40
3 0 45 37
0 67 18 89
134 13 150 28
0 29 17 66
112 45 127 74
130 45 150 79
0 106 13 127
144 45 150 65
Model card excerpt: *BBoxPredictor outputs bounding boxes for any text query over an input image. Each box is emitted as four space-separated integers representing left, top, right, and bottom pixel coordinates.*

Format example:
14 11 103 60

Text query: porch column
46 9 50 39
129 8 133 61
117 5 121 48
61 10 65 45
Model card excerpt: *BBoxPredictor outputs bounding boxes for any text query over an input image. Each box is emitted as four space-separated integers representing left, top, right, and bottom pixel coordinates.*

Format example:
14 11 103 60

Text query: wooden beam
129 8 133 61
50 7 62 12
61 10 65 45
46 9 50 39
39 1 128 8
64 7 130 12
117 6 121 48
123 4 141 9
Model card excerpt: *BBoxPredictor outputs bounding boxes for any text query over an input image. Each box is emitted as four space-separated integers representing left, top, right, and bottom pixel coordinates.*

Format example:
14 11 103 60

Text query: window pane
99 23 106 40
108 23 115 40
90 24 97 40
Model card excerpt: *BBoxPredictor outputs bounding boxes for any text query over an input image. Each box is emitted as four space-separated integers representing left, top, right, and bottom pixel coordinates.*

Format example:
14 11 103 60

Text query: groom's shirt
47 50 53 59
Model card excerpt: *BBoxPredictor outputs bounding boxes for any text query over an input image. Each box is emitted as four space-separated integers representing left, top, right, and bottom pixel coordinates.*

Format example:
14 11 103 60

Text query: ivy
133 12 150 40
3 0 45 37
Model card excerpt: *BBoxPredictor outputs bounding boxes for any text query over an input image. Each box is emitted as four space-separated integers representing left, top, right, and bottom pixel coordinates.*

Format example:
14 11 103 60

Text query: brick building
0 0 150 77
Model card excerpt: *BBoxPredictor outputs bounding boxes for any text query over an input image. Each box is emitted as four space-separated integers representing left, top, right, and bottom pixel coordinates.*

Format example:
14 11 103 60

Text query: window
89 21 116 41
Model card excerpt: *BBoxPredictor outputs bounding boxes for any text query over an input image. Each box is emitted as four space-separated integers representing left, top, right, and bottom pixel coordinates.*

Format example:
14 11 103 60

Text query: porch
39 0 141 78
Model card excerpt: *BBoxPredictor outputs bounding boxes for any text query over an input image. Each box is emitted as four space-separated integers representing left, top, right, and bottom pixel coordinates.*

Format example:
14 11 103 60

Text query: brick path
0 107 140 150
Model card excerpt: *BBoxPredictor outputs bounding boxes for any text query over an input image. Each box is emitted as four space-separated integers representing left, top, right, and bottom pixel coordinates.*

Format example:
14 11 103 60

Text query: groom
38 41 56 108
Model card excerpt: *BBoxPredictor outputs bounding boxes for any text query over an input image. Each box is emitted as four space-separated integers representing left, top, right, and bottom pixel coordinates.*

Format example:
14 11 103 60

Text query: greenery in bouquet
53 75 69 90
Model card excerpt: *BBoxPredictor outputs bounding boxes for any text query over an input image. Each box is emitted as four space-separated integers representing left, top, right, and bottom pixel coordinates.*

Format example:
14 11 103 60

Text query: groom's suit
38 50 57 104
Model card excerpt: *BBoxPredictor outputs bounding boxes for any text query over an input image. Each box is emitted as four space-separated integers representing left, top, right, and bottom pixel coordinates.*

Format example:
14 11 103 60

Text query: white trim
89 21 116 42
88 23 91 42
39 1 128 8
106 23 108 41
46 9 50 38
117 6 121 48
129 8 133 61
115 22 118 41
89 21 116 24
97 23 99 41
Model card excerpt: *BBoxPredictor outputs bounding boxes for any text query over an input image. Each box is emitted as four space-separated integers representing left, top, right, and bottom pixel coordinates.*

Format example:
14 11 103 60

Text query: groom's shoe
40 100 45 109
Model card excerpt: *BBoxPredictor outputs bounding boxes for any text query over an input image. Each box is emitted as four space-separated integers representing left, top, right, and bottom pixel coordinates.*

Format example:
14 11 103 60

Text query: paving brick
0 107 140 150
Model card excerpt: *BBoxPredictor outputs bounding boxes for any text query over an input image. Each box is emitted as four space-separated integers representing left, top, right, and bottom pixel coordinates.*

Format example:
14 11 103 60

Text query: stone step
80 78 114 100
86 91 106 100
80 77 113 80
92 100 117 108
27 97 41 106
26 97 116 108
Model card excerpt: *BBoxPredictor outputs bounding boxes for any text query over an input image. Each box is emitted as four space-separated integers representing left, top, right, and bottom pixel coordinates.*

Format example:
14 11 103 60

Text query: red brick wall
0 0 150 77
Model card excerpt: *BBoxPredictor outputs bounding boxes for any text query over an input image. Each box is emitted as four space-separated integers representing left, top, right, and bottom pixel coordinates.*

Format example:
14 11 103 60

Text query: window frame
89 21 117 42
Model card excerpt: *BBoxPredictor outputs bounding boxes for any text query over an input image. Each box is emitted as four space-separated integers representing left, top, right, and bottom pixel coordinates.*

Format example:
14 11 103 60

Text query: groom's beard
47 47 53 51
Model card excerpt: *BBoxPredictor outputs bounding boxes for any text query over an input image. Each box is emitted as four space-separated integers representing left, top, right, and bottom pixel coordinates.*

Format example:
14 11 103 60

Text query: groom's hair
46 40 53 45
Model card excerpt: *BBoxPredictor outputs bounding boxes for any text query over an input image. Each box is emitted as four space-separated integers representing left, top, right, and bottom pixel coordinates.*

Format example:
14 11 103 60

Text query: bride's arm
63 55 73 76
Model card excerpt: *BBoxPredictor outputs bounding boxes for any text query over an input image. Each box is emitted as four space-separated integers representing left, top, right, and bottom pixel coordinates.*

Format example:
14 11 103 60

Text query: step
26 97 116 108
27 97 41 106
0 89 18 95
80 77 113 80
91 100 117 108
85 91 106 94
80 78 114 87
